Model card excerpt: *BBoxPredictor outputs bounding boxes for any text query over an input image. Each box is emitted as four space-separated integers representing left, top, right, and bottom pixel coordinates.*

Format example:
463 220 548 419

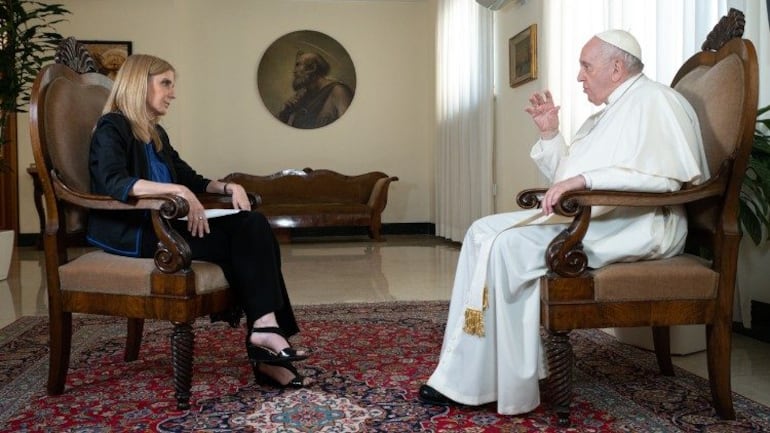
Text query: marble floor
2 234 769 408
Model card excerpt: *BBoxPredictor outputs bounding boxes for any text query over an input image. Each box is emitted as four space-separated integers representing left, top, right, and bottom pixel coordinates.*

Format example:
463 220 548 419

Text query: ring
198 216 203 220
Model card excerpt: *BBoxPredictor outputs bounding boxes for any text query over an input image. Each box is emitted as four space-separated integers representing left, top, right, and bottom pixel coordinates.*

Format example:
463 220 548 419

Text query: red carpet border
0 301 768 432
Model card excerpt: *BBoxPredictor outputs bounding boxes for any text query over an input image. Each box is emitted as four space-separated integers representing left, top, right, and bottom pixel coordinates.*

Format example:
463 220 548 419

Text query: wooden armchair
28 62 239 410
516 10 759 426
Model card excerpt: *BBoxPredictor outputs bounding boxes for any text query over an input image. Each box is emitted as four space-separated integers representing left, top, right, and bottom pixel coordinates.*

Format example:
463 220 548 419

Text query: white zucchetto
596 29 642 61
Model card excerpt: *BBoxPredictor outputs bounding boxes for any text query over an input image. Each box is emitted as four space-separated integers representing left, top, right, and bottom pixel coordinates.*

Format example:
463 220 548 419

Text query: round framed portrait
257 30 356 129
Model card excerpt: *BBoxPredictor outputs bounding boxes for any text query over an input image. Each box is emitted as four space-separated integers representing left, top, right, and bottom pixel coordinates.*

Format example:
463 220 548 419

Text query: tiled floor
2 234 769 407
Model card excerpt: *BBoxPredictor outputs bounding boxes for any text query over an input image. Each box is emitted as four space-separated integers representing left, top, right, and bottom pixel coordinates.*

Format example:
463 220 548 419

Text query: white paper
179 208 242 221
512 205 615 227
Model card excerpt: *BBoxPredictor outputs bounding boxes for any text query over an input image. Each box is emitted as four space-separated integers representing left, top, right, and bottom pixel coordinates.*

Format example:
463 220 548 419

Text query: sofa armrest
367 176 399 212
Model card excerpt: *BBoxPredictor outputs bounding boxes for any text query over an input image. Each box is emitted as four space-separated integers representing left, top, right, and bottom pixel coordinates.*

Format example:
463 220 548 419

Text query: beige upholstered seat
59 252 228 296
592 255 718 301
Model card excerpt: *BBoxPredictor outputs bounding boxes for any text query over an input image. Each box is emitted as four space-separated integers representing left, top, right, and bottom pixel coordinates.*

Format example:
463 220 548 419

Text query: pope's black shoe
419 384 461 407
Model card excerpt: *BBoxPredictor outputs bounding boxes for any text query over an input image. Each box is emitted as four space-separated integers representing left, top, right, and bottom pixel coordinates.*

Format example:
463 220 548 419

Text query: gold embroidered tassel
463 308 485 336
463 286 489 337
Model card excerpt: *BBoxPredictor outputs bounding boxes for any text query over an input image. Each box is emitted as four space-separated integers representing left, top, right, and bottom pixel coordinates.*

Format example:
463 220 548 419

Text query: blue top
144 142 172 183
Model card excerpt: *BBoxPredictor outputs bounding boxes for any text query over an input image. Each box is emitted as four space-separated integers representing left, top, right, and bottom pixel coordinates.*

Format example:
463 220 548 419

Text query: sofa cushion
260 203 371 228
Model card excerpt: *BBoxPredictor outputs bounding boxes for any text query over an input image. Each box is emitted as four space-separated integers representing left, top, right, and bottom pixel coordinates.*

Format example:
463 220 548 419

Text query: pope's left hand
542 175 586 215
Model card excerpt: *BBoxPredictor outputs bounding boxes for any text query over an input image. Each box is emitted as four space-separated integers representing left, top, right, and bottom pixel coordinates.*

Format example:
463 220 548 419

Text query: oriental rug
0 301 769 432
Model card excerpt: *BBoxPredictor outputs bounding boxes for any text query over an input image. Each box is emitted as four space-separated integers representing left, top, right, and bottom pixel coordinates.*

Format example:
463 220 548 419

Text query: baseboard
16 223 437 247
287 222 435 238
733 300 770 343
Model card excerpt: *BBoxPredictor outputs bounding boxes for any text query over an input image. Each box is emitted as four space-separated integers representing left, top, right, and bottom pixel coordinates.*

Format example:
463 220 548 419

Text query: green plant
0 0 69 168
740 104 770 246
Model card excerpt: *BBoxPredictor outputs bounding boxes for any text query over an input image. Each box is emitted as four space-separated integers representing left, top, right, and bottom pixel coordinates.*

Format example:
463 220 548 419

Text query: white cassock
426 74 710 415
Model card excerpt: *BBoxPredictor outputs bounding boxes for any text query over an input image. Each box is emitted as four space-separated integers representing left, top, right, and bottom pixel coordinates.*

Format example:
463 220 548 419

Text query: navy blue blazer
87 112 211 256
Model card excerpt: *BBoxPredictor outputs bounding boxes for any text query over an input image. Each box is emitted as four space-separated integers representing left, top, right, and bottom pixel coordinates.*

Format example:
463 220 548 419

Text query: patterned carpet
0 301 769 432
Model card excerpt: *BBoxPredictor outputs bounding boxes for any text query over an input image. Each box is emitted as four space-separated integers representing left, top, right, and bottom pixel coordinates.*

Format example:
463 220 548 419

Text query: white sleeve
582 167 681 192
530 134 568 182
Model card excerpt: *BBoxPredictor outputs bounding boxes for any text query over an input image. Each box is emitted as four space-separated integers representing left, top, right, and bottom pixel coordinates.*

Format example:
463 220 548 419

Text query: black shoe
246 326 309 363
254 360 307 389
419 384 461 407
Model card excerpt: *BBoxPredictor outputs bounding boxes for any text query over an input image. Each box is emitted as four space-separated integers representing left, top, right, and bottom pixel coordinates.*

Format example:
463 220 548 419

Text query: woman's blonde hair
103 54 175 150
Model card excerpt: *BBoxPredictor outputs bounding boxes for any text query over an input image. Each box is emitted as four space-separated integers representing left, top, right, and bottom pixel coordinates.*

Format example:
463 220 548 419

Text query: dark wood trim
284 222 435 239
18 222 438 247
734 300 770 343
0 112 19 232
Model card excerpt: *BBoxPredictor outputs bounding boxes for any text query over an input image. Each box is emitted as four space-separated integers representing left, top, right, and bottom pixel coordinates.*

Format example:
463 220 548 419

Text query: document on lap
513 206 615 227
179 209 242 221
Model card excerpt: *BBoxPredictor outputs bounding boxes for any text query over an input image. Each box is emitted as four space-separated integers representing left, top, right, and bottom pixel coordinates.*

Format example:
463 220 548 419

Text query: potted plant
740 104 770 246
0 0 68 279
735 104 770 331
1 0 69 162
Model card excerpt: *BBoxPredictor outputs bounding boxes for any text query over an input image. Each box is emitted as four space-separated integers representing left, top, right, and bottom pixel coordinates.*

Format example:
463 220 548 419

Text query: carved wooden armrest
52 172 191 273
367 176 399 212
516 188 549 209
523 162 729 277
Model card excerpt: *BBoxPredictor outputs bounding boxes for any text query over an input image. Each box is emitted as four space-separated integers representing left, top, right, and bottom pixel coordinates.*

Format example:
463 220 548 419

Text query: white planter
0 230 14 281
612 325 706 355
735 238 770 329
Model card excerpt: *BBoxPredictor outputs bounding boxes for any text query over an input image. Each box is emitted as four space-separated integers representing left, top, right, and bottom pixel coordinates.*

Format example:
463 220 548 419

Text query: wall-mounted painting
81 40 133 80
509 24 537 88
257 30 356 129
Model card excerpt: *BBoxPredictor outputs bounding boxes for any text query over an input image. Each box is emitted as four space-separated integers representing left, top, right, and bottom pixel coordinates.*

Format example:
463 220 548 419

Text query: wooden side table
27 164 45 250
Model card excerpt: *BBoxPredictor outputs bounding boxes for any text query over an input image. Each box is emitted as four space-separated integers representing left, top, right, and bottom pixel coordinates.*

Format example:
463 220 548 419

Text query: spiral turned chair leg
545 330 573 427
171 322 194 410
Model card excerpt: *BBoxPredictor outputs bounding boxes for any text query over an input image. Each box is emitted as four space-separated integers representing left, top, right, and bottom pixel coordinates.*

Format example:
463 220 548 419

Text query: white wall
16 0 437 234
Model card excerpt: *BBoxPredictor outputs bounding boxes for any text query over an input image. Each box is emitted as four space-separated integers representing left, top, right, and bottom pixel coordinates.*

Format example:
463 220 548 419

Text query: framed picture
509 24 537 88
257 30 356 129
80 40 133 80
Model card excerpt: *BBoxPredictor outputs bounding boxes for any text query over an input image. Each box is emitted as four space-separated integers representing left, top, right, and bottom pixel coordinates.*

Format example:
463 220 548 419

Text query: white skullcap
595 29 642 61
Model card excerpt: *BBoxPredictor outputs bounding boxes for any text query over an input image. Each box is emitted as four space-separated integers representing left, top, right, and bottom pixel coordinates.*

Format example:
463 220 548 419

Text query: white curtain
435 0 495 242
543 0 770 328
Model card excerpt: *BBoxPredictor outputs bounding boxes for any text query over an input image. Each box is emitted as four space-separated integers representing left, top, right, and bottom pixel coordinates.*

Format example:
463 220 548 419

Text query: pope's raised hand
525 90 560 139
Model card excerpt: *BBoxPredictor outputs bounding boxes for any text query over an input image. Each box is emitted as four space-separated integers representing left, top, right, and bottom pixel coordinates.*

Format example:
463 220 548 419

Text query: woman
88 54 309 387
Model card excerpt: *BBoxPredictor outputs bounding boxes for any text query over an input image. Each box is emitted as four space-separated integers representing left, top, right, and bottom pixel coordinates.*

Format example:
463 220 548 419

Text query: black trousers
141 211 299 337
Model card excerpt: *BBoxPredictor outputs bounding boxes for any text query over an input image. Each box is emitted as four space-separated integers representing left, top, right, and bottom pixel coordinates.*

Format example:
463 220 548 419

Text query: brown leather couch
223 168 398 241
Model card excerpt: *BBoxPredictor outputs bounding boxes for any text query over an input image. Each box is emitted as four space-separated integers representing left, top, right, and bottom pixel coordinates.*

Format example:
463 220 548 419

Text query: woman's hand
178 186 209 237
226 183 252 211
525 90 561 140
130 179 209 237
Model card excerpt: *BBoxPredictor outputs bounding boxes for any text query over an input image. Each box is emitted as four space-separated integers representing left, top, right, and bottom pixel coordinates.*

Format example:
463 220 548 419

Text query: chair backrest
671 31 758 260
29 63 112 242
54 37 99 74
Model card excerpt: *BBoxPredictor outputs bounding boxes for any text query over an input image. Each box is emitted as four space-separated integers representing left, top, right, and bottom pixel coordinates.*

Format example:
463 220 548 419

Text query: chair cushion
47 77 111 235
592 254 718 301
59 251 228 295
674 54 744 178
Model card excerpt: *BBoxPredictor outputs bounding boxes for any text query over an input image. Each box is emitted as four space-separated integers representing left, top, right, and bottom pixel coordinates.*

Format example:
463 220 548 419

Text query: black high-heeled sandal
253 360 307 389
246 326 309 363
